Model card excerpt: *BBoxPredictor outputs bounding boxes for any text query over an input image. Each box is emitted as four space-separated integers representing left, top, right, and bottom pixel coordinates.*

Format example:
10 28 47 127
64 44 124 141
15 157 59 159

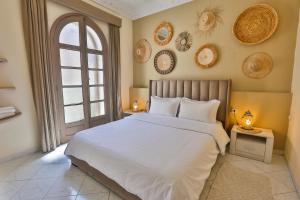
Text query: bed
65 80 232 200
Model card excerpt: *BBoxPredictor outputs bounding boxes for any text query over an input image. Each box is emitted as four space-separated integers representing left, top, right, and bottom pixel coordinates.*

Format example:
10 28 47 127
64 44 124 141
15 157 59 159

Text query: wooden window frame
50 13 111 142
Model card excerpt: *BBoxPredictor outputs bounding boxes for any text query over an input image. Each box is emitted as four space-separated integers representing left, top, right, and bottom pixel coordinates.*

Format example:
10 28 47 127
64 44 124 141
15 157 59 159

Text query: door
50 14 110 143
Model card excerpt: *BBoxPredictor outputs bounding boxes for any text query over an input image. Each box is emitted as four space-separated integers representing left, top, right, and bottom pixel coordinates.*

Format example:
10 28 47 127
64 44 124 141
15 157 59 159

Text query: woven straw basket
233 4 278 45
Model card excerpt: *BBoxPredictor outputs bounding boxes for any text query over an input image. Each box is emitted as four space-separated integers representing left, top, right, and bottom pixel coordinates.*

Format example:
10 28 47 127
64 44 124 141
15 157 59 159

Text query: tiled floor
0 145 299 200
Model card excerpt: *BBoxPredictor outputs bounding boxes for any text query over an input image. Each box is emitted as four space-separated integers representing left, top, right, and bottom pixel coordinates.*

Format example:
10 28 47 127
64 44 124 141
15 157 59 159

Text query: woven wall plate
154 22 173 46
175 32 193 52
195 44 218 68
154 50 176 74
134 39 152 63
242 52 273 79
233 4 278 45
196 8 223 36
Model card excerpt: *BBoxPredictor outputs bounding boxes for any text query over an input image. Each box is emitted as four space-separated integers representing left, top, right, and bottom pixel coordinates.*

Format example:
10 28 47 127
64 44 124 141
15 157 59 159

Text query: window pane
89 70 103 85
61 69 82 85
88 54 103 69
90 102 105 117
64 105 84 123
60 49 81 67
86 26 102 50
59 22 80 46
63 88 83 105
89 86 104 101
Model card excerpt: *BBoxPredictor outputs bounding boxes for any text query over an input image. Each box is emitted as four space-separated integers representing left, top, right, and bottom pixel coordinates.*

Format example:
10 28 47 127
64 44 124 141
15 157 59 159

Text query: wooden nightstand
230 125 274 163
122 110 146 117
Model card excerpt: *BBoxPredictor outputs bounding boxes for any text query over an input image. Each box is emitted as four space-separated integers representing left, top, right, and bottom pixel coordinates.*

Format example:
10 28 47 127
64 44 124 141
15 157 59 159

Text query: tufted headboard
149 80 232 129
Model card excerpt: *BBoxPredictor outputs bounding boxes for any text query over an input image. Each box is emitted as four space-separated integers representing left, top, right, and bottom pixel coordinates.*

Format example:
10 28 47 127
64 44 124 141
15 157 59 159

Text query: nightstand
230 125 274 163
122 110 146 117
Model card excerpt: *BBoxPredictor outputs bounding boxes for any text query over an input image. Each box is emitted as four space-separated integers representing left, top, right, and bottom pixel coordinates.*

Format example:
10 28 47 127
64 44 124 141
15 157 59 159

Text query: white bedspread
65 113 230 200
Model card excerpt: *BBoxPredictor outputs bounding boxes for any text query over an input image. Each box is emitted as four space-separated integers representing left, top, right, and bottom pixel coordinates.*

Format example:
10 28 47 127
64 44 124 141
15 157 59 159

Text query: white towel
0 112 16 119
0 106 17 114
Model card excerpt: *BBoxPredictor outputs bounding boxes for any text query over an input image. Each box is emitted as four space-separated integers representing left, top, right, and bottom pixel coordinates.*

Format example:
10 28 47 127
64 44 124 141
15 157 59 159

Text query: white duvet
65 113 230 200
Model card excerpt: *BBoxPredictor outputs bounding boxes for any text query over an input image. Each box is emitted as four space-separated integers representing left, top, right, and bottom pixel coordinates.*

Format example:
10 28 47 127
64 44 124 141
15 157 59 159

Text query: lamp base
237 126 262 134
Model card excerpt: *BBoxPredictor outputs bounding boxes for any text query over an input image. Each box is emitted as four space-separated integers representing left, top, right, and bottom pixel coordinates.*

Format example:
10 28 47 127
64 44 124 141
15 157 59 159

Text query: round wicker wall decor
233 4 278 45
134 39 152 64
154 22 174 46
175 32 193 52
154 50 176 75
242 52 273 79
195 44 218 68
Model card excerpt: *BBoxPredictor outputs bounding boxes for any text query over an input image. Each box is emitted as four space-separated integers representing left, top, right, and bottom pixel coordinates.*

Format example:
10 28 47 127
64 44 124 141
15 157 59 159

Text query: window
50 14 110 142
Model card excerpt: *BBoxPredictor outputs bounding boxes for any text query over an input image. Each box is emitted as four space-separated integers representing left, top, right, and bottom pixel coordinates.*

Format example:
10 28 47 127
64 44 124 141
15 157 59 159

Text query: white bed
65 113 230 200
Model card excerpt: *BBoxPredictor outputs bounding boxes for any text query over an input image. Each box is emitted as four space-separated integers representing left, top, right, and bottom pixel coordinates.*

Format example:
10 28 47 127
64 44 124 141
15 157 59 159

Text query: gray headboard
149 80 232 129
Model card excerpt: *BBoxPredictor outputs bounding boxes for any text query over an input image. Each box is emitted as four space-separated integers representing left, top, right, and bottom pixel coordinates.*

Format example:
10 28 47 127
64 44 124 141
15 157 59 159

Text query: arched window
50 13 110 142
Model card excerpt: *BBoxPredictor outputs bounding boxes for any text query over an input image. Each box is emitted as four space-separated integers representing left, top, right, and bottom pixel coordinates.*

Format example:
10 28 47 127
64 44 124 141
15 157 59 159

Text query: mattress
65 113 230 200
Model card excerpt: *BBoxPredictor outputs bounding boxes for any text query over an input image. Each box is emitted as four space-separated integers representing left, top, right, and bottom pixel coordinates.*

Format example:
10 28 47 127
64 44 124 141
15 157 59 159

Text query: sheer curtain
109 24 123 120
22 0 60 152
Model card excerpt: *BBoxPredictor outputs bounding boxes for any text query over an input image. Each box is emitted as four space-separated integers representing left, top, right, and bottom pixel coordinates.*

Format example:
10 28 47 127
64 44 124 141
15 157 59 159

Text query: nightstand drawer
236 135 266 157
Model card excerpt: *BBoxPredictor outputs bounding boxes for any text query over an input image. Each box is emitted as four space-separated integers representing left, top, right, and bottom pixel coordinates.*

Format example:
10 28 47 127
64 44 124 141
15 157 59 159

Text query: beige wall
133 0 299 92
230 92 291 150
128 87 291 150
132 0 300 151
0 0 39 161
0 0 133 161
286 10 300 192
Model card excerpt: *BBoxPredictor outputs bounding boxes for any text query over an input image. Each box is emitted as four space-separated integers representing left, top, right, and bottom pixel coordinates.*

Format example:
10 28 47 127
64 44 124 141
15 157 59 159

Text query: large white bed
65 113 229 200
65 79 231 200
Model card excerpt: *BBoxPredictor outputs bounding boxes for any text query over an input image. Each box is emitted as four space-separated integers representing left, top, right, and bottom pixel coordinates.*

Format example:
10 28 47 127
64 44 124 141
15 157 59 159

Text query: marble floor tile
108 193 123 200
265 170 296 195
79 176 109 195
33 162 84 179
0 180 25 200
1 144 298 200
0 165 17 181
11 178 56 200
45 175 85 197
250 155 289 173
44 195 77 200
76 192 110 200
228 158 265 174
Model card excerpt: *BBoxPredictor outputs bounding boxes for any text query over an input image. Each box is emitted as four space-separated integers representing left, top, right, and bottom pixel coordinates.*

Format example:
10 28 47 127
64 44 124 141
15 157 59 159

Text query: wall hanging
196 8 222 36
242 52 273 79
154 50 176 74
134 39 152 63
154 22 174 46
233 4 278 45
175 32 193 52
195 44 218 68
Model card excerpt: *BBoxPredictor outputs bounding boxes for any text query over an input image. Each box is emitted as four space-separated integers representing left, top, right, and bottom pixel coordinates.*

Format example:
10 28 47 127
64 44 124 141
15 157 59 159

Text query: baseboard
0 147 39 164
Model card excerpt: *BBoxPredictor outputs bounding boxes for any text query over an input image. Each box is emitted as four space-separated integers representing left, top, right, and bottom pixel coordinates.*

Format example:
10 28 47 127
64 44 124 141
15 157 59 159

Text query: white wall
286 9 300 193
0 0 40 161
0 0 133 161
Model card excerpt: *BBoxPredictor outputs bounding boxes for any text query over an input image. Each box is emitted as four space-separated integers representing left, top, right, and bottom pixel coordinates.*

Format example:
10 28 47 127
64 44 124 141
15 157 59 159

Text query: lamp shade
132 100 139 112
241 110 254 130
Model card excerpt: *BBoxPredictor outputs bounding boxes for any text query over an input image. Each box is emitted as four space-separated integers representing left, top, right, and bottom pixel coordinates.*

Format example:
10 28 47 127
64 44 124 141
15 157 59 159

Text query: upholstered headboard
149 80 232 129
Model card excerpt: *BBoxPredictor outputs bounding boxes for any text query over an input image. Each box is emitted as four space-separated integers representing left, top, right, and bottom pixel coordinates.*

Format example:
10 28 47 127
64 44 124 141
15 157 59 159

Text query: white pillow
178 98 220 123
149 96 181 117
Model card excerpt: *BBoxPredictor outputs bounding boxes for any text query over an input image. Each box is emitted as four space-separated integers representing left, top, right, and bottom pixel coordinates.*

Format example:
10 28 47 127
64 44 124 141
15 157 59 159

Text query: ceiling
92 0 193 20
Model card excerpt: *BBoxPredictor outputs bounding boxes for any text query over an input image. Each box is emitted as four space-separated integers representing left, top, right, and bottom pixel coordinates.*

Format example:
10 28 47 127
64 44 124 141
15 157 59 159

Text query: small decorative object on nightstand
230 125 274 163
132 100 139 112
241 110 254 130
238 110 262 134
123 109 146 118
